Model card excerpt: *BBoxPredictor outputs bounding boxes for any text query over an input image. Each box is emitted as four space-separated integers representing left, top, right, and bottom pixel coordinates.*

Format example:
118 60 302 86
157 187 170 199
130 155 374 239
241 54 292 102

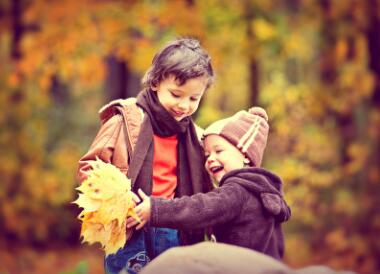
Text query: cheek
225 155 243 169
190 101 201 112
156 92 164 103
158 95 172 108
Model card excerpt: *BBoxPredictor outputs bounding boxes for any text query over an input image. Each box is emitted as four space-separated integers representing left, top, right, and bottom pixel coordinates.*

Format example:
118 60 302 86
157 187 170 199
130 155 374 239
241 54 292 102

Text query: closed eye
171 92 180 98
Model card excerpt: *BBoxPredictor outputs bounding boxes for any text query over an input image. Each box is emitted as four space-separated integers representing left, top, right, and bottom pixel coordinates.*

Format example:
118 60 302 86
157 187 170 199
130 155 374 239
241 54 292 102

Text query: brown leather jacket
77 97 207 244
77 98 144 183
77 98 204 184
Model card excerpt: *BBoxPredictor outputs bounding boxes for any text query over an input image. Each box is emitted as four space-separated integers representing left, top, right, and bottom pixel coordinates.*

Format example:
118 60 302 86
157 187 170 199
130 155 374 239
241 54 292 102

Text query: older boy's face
153 75 207 121
203 134 246 182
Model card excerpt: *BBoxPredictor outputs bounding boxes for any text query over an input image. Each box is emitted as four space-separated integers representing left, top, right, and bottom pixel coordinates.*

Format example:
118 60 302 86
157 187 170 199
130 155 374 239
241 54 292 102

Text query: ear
151 81 159 91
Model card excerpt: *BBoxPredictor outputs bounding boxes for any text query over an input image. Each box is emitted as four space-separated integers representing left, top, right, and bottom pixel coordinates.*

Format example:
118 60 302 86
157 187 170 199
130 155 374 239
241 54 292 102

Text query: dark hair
142 38 214 90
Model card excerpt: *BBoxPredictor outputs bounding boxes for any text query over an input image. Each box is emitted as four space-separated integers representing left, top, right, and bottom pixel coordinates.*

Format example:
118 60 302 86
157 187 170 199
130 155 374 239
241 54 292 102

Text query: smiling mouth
171 110 186 117
209 166 223 175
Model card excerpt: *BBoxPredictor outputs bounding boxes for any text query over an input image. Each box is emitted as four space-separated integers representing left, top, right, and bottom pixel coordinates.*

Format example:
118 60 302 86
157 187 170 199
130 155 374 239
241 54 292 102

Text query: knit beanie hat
202 107 269 167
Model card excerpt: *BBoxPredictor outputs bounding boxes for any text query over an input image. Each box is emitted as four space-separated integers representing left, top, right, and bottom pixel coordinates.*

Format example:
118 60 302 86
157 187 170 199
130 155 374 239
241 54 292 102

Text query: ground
0 245 104 274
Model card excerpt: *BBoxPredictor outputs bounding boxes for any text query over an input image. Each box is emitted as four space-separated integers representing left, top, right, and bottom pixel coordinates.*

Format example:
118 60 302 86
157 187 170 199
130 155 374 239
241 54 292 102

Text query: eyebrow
212 144 223 150
191 93 202 97
168 88 203 97
168 88 183 93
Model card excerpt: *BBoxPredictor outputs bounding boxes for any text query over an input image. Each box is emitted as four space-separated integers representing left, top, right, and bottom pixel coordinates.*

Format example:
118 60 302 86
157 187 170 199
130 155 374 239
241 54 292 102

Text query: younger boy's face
153 74 208 121
203 134 246 182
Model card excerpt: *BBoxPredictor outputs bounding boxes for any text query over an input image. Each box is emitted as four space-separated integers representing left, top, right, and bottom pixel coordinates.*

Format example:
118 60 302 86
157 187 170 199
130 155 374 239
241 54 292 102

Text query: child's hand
131 191 141 206
126 189 151 230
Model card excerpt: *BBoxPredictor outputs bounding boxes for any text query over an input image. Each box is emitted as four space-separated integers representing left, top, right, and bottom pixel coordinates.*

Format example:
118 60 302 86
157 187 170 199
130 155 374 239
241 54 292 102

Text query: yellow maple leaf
73 193 101 213
105 220 127 255
73 158 141 255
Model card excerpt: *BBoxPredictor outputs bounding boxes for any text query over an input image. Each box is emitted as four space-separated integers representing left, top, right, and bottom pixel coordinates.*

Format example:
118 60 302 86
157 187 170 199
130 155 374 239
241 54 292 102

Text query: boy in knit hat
127 107 291 260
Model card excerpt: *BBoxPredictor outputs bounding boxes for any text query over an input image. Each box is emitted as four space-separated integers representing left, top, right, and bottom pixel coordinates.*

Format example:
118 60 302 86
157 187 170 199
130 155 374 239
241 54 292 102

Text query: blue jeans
104 227 179 274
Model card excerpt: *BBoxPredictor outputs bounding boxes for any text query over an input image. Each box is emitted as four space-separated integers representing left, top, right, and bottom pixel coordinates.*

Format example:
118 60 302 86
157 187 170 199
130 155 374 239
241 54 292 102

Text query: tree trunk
366 1 380 269
367 0 380 106
11 0 23 60
8 0 24 200
105 56 141 101
244 5 260 106
319 0 355 165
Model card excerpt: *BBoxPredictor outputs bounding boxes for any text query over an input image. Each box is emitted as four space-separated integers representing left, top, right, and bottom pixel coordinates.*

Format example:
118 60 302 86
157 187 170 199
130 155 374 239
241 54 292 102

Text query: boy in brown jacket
78 38 215 274
127 107 291 260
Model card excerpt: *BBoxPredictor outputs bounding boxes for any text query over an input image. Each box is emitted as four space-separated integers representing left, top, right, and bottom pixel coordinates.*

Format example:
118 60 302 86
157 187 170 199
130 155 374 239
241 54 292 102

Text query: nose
205 156 215 171
206 153 216 165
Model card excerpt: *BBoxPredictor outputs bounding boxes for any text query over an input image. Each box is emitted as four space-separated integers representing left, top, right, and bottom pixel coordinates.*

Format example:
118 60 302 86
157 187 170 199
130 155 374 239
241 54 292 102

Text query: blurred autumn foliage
1 0 380 273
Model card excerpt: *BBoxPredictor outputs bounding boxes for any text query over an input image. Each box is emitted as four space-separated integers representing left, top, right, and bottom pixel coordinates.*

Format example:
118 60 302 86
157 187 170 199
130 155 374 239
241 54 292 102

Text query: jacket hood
220 167 291 223
98 98 140 124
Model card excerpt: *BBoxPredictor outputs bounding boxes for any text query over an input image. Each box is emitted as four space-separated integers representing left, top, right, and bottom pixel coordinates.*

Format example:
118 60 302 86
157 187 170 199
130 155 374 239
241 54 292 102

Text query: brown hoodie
150 167 291 260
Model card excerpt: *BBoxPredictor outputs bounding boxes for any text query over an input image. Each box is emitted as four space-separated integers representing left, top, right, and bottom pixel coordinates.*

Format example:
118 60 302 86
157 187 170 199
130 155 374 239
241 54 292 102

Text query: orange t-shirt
152 134 178 199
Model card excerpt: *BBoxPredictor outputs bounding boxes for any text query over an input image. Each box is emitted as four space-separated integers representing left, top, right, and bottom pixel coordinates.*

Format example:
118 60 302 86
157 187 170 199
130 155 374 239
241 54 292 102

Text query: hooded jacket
150 167 291 260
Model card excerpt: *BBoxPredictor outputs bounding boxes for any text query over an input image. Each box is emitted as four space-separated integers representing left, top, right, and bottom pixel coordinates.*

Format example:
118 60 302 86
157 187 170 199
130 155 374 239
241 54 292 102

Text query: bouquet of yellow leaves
73 158 140 255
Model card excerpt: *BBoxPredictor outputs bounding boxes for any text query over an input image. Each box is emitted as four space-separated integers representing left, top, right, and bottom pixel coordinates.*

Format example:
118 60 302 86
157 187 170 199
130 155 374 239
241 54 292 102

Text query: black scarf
127 89 213 197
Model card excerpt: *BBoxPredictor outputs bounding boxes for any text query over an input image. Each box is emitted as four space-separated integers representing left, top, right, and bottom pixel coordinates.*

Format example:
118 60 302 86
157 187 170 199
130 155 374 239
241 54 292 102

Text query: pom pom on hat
203 107 269 167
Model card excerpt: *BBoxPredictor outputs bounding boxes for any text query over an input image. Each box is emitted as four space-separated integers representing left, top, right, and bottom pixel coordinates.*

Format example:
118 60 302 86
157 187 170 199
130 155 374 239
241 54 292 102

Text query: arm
77 115 123 183
130 183 247 231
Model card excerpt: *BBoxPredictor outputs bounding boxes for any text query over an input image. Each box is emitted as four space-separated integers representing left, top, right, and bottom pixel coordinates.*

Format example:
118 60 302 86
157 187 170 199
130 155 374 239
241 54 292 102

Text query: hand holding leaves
73 158 141 255
127 189 151 230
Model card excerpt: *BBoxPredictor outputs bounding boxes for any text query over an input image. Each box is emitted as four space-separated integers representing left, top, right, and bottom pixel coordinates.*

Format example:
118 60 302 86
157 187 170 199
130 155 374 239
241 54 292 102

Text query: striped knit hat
203 107 269 167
